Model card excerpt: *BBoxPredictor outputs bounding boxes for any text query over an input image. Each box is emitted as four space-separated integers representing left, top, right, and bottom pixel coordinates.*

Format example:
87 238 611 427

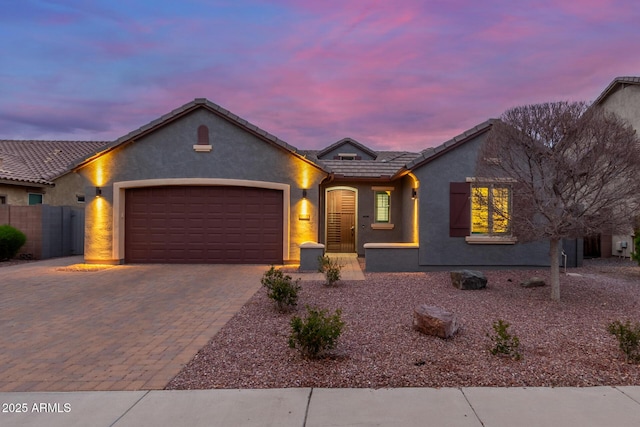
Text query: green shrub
0 225 27 261
607 320 640 363
260 266 301 312
289 306 344 359
317 255 342 286
632 231 640 266
487 319 522 360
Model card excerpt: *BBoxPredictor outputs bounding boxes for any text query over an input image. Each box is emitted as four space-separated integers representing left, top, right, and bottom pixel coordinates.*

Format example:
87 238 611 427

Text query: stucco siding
600 84 640 131
319 143 375 160
0 174 86 207
321 180 408 255
0 184 45 206
412 132 550 268
79 108 326 263
47 173 87 206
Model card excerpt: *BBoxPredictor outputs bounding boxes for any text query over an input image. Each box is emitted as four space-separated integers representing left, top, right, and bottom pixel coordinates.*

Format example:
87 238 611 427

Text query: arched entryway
325 187 357 253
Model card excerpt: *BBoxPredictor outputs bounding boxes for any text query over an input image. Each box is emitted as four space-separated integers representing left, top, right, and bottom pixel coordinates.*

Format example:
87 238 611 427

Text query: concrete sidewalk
1 386 639 426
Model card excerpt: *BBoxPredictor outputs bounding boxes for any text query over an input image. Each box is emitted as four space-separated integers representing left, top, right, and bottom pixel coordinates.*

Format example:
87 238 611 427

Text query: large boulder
451 270 487 290
413 305 459 339
520 277 546 288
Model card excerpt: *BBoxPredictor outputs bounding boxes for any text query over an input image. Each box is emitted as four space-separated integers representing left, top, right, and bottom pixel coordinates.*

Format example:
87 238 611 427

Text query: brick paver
0 257 264 392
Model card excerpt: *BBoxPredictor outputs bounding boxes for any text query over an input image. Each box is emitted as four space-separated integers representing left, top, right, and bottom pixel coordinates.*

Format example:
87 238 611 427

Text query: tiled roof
0 140 108 185
316 137 378 159
593 76 640 106
406 120 496 170
302 150 420 179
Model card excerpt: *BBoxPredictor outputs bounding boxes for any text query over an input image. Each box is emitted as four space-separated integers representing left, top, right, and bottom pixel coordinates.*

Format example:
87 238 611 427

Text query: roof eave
72 100 328 173
593 76 640 106
330 174 394 182
316 137 379 159
407 119 497 170
0 178 52 188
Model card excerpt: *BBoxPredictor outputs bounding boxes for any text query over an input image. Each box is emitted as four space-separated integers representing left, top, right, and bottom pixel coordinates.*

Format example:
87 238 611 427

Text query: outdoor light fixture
302 189 307 199
95 187 102 197
411 188 417 199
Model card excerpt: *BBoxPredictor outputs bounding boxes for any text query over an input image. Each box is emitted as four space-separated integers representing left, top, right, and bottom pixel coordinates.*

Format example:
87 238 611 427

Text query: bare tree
477 101 640 300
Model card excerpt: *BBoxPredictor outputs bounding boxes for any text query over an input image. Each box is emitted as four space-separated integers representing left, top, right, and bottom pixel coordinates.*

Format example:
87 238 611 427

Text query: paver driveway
0 257 264 392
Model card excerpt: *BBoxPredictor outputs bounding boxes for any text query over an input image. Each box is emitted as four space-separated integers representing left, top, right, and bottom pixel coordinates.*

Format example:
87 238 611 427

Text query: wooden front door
326 188 356 253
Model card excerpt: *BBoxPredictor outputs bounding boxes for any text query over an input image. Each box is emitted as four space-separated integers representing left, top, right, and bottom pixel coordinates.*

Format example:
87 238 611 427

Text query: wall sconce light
302 189 307 199
95 187 102 197
411 188 417 200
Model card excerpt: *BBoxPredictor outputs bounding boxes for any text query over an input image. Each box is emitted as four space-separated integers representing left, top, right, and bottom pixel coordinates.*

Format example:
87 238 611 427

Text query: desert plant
317 255 342 286
607 320 640 363
260 266 301 312
487 319 522 360
632 231 640 266
0 225 27 261
289 306 344 358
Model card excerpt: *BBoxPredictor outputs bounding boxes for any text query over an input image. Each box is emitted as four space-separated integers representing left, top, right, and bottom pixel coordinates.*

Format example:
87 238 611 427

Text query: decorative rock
450 270 487 290
413 305 459 339
520 277 546 288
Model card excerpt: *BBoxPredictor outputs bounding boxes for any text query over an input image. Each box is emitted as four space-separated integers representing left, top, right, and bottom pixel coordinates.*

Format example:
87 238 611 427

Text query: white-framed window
370 186 394 229
374 191 391 223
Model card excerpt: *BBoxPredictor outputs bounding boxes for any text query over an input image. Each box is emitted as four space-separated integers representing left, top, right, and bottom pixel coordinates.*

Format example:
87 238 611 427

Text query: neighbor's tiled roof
0 140 108 185
302 150 420 179
593 76 640 105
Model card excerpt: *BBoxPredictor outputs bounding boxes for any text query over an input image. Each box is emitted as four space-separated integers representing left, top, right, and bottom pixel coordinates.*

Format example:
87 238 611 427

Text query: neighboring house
71 98 560 270
588 76 640 259
0 139 108 259
0 140 107 206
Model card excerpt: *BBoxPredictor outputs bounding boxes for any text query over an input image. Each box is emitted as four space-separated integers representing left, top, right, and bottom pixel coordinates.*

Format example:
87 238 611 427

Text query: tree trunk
550 238 561 301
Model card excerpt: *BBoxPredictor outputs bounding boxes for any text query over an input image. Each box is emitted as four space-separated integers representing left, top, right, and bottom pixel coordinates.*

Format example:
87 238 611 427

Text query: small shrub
289 306 344 359
607 320 640 363
260 266 301 312
0 225 27 261
317 255 342 286
632 231 640 266
487 319 522 360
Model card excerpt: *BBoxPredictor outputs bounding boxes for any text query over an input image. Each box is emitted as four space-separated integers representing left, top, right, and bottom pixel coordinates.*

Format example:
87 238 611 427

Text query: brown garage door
125 186 283 264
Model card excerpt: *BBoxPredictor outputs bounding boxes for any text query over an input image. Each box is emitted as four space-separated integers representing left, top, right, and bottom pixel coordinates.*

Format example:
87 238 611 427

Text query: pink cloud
4 0 640 154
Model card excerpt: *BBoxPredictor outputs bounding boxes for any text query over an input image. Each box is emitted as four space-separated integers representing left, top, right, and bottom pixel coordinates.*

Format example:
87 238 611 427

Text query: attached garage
124 185 283 264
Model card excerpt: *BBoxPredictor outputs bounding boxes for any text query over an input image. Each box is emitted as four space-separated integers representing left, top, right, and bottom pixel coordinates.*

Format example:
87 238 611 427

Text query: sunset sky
2 0 639 151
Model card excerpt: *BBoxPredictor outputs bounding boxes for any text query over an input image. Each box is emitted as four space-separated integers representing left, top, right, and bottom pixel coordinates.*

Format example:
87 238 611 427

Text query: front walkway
0 257 264 392
288 253 365 281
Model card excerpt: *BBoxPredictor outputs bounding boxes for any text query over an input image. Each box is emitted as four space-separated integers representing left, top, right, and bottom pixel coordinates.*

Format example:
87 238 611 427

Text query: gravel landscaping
167 258 636 389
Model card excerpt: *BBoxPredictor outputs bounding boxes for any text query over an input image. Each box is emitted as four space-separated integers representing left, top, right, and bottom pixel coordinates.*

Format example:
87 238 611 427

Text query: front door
326 188 356 252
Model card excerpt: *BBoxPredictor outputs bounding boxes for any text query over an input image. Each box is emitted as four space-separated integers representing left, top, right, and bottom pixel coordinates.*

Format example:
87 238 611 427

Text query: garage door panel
125 186 283 264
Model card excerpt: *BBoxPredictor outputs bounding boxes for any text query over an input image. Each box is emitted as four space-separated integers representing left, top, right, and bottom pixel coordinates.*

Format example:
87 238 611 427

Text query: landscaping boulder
520 277 546 288
450 270 487 290
413 305 459 339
